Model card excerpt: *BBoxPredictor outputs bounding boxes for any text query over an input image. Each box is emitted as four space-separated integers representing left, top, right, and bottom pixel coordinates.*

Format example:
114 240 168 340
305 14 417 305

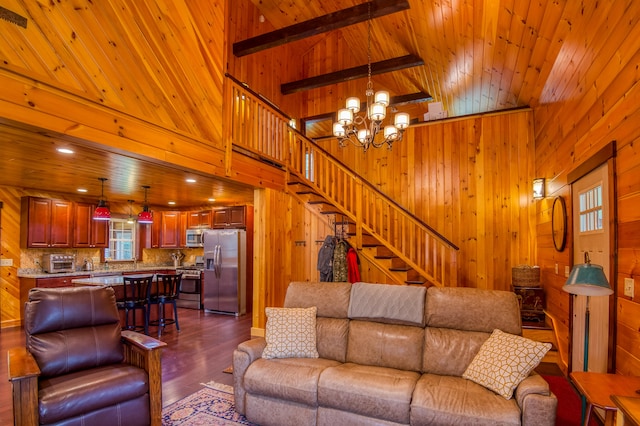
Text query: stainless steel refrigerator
203 229 246 315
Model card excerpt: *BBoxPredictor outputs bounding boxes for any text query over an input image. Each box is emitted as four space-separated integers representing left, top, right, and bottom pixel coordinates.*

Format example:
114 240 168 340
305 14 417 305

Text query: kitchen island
72 274 172 334
71 274 155 287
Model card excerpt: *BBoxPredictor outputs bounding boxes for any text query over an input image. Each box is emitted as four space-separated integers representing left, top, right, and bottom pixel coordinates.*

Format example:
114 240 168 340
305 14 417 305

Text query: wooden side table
570 372 640 426
612 395 640 426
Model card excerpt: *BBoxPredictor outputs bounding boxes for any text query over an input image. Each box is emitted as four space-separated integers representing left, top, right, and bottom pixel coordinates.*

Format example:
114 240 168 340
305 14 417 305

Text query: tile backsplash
19 248 204 274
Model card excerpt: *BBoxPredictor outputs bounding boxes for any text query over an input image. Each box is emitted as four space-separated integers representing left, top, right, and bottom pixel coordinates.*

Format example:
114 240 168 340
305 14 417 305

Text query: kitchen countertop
72 274 155 287
18 265 176 279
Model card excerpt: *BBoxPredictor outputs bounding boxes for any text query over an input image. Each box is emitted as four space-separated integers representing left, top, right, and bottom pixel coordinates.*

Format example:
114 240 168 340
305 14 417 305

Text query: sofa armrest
121 330 167 426
233 337 266 415
8 347 41 426
515 373 558 426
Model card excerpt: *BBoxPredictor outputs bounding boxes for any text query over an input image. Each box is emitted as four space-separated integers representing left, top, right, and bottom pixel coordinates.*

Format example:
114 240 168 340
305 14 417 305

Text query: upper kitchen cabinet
160 211 188 248
212 206 246 229
20 197 73 248
187 210 212 228
73 202 109 248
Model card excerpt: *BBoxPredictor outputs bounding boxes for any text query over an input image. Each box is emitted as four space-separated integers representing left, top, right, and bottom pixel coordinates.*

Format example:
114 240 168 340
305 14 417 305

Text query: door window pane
578 185 603 233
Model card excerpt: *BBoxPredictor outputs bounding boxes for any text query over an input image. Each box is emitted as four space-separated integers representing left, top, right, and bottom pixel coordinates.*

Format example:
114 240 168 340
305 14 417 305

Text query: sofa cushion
39 364 148 424
348 282 426 326
244 357 341 406
346 320 424 372
318 363 420 424
262 307 319 359
411 373 521 426
462 329 551 399
284 282 352 318
423 328 490 375
426 287 522 335
316 317 349 362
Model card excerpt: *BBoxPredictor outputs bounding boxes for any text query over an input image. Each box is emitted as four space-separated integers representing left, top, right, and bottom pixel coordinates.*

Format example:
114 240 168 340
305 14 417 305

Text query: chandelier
332 5 410 152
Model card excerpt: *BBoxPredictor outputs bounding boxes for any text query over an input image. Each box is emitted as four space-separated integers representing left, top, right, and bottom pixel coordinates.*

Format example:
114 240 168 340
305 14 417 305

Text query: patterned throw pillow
262 307 319 359
462 329 551 399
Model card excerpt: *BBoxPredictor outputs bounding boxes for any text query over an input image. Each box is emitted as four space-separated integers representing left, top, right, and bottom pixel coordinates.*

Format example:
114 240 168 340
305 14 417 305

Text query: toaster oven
42 253 76 273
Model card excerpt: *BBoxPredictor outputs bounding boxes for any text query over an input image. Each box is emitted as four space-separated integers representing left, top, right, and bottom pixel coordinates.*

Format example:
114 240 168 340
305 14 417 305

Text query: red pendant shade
93 178 111 221
138 185 153 224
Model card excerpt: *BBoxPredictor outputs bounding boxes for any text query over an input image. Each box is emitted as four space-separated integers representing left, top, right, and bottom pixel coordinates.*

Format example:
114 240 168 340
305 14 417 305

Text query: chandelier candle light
332 4 410 151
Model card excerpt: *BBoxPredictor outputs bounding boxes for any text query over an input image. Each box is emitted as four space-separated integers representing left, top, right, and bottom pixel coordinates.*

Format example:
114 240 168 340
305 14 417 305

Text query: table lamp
562 252 613 423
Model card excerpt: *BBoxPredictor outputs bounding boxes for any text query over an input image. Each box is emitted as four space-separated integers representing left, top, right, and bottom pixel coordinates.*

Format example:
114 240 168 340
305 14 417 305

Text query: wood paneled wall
533 0 640 374
225 0 305 121
315 110 537 291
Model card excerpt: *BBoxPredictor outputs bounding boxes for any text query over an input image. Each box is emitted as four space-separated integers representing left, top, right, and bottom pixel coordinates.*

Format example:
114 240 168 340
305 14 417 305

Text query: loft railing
223 76 458 287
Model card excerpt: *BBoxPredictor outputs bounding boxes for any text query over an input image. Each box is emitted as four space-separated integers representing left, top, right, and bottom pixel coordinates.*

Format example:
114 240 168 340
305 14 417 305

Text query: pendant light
138 185 153 224
93 177 111 221
126 200 136 224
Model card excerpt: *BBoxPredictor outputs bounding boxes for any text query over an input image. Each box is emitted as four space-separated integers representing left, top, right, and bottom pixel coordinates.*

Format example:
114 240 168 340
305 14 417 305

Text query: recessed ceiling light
57 148 74 154
168 201 176 205
77 188 88 193
186 178 196 183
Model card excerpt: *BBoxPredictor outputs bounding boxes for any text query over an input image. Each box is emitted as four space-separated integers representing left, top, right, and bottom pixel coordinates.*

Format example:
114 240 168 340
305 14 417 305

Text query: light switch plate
624 277 635 298
0 258 13 266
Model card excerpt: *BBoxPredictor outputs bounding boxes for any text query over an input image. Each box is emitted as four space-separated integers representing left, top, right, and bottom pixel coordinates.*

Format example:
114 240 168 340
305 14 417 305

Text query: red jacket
346 247 361 283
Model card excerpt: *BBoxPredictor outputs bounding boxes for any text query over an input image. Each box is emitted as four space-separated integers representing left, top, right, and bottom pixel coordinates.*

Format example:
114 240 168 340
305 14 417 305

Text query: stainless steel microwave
185 228 207 247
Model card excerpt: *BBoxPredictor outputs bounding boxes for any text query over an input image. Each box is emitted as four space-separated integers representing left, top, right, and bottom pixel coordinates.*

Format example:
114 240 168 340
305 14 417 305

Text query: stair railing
224 76 459 287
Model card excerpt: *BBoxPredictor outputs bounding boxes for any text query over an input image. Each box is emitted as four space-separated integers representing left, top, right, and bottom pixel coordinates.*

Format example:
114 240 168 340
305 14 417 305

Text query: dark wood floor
0 307 253 425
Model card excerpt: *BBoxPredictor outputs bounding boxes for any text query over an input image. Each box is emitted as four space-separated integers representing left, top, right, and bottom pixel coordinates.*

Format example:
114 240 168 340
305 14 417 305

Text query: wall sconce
532 178 545 199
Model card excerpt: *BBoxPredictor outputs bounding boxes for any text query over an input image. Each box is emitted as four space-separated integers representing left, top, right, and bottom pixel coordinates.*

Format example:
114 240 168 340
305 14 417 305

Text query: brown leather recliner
8 285 166 426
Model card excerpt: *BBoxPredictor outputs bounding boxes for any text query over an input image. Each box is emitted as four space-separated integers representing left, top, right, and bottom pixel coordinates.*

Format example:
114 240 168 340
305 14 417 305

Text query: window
578 184 603 233
105 218 137 261
305 148 315 182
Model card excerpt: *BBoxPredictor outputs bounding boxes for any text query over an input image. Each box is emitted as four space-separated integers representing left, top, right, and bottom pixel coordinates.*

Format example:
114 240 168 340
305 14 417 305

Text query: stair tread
522 322 553 330
389 267 411 272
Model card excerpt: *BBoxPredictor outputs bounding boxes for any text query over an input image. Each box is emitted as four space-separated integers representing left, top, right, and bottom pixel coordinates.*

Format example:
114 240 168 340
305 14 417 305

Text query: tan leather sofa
233 282 557 426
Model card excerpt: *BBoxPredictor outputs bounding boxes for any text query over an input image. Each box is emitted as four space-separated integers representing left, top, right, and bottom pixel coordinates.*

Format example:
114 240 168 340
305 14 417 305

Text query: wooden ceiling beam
233 0 410 57
281 55 425 95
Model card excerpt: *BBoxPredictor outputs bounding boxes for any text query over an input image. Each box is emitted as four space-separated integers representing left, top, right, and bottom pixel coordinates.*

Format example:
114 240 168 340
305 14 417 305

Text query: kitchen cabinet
73 202 109 248
187 210 212 228
148 212 161 248
212 206 246 229
160 211 188 248
160 211 179 248
36 275 90 288
21 197 73 248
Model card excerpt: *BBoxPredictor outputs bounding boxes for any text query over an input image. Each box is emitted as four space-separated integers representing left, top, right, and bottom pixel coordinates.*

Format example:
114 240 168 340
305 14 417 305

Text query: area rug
162 381 255 425
542 374 601 426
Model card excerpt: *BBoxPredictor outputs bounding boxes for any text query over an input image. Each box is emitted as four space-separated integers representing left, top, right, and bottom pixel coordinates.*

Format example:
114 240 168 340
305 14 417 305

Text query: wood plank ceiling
0 0 577 207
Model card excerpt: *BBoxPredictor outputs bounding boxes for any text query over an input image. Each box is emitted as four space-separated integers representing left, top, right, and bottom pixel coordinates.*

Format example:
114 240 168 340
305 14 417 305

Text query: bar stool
117 275 152 335
148 274 181 337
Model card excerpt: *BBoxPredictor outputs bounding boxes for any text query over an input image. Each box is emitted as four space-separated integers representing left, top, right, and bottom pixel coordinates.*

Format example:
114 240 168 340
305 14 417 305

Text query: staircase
224 76 459 287
522 321 560 366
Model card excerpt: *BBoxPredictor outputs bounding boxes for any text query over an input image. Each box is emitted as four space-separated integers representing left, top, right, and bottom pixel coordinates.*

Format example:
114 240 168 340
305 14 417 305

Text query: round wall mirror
551 196 567 252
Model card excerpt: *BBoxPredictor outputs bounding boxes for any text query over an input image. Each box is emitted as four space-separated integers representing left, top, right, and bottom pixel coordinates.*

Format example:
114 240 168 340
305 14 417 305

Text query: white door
571 163 611 372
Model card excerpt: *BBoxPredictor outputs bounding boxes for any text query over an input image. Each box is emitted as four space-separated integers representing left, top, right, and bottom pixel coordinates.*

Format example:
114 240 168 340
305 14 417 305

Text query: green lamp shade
562 263 613 296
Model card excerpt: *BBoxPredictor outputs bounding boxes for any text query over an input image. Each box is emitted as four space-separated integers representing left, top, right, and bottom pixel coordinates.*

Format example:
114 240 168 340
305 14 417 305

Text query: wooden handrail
224 77 458 287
